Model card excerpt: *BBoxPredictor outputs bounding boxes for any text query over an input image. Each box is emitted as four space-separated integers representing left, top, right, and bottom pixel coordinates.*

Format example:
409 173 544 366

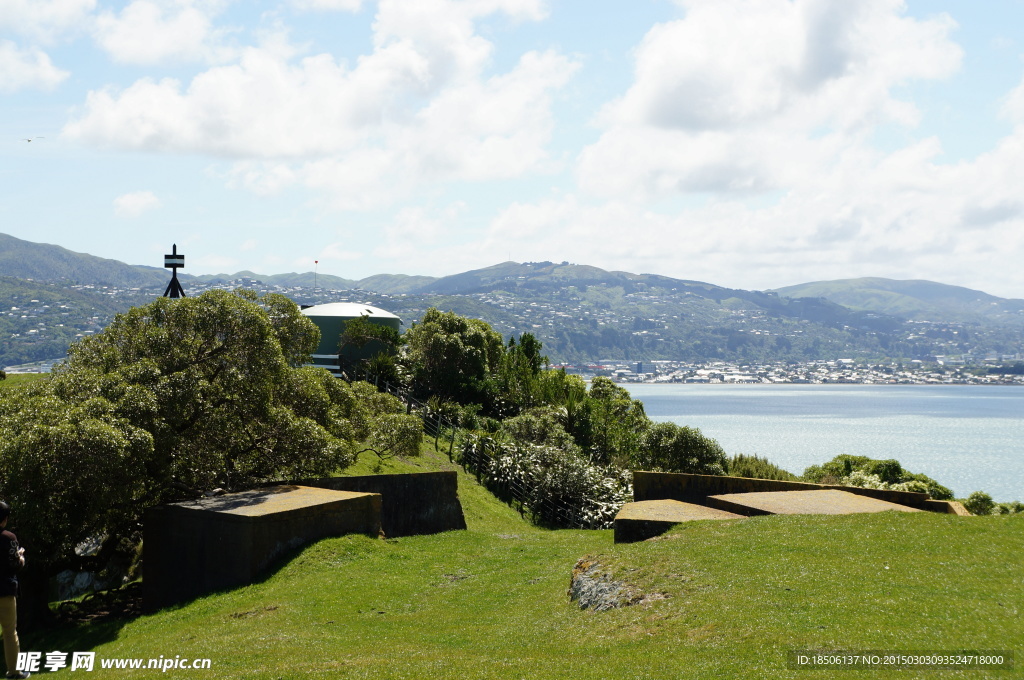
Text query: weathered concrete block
614 499 744 543
707 489 922 516
633 471 940 512
923 499 971 515
144 485 381 610
300 471 467 537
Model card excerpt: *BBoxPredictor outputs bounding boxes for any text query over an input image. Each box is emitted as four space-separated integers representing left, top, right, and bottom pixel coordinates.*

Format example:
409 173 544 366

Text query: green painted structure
301 302 402 374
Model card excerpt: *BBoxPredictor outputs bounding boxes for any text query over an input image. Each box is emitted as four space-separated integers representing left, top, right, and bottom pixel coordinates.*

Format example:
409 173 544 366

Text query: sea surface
624 384 1024 502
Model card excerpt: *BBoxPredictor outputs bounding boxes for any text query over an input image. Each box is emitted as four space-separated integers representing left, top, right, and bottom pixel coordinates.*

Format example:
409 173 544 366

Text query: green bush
861 459 904 484
364 413 423 459
902 472 954 500
635 421 727 476
459 434 631 529
727 454 796 481
498 407 580 455
802 454 953 499
994 500 1024 515
803 454 872 483
963 491 995 516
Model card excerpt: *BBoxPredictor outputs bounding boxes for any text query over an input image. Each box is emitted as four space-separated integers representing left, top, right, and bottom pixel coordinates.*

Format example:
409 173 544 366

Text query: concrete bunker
144 485 381 609
614 471 969 543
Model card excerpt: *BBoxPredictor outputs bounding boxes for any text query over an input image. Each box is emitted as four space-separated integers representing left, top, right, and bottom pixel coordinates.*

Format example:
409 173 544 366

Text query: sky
3 0 1024 298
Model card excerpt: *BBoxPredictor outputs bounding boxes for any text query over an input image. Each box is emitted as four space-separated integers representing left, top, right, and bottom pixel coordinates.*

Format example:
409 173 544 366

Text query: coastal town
562 359 1024 386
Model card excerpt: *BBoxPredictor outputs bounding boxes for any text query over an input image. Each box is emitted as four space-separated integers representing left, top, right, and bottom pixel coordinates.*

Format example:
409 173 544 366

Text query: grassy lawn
27 446 1023 679
0 373 48 389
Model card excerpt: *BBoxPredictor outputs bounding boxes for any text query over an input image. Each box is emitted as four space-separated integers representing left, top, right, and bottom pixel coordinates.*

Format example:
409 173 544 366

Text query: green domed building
301 302 402 375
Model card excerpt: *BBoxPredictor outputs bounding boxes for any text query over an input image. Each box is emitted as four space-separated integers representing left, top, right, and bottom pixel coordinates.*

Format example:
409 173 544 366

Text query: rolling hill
0 233 170 288
3 233 1023 366
771 278 1024 326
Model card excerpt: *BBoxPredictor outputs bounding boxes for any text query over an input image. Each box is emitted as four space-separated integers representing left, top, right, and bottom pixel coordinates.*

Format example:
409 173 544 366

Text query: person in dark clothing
0 501 28 679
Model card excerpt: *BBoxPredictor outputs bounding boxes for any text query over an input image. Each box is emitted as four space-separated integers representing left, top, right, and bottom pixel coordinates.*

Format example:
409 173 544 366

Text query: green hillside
0 232 168 288
191 271 360 290
0 276 156 367
3 231 1023 365
355 273 438 294
772 278 1024 325
27 447 1024 679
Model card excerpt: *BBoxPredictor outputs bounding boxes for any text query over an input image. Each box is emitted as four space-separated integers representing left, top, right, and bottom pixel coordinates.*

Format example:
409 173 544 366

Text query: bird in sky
22 137 44 142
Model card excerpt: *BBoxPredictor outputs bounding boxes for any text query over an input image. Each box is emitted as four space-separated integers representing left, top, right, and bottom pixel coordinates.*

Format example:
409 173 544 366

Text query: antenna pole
163 244 186 298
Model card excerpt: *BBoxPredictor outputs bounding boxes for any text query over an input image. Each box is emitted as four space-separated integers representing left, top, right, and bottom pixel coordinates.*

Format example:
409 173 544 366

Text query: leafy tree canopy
637 421 728 475
402 308 504 405
0 290 382 575
338 314 401 357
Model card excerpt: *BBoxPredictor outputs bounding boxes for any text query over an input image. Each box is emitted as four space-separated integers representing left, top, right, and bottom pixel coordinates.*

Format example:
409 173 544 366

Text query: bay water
624 384 1024 502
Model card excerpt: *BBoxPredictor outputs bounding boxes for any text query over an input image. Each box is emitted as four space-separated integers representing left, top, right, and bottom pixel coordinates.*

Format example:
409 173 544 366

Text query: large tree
0 290 398 600
585 376 649 466
402 307 504 405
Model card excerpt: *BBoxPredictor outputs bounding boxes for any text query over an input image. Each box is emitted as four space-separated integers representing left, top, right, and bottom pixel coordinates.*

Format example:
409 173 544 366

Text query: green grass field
0 373 47 389
27 446 1023 679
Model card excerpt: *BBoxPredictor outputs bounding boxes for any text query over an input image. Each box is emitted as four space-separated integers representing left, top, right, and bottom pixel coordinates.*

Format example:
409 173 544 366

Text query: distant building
301 302 401 375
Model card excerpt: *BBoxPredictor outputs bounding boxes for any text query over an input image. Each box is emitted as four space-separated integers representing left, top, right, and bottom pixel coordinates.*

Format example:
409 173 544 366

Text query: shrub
802 455 871 483
994 501 1024 515
861 459 904 484
727 454 796 481
364 413 423 459
803 455 953 500
498 407 580 455
458 434 631 529
963 491 995 516
635 421 727 475
902 472 954 500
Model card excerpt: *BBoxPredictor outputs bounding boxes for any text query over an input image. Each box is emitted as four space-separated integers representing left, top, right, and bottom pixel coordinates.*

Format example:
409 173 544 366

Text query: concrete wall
633 471 961 513
144 485 381 610
299 471 467 537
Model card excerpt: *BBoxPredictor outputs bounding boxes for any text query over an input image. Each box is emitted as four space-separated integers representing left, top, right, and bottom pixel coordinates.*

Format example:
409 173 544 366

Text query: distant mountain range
771 278 1024 325
0 232 169 288
1 231 1023 332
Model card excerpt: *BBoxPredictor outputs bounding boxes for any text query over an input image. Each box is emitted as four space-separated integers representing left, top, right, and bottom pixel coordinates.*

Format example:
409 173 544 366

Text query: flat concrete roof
169 485 375 517
616 499 744 522
301 302 400 320
709 489 922 516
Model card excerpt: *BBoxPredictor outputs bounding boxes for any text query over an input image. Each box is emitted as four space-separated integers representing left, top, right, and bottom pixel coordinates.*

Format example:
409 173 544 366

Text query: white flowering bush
458 434 631 529
840 471 931 494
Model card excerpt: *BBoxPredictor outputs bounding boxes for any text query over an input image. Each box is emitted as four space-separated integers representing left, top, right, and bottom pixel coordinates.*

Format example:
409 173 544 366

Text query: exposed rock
54 570 109 601
568 557 643 611
74 533 107 557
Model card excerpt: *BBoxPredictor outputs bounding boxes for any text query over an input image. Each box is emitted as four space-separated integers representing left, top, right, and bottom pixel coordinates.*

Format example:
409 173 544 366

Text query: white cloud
372 202 464 259
193 254 239 269
290 0 364 11
1000 73 1024 125
66 0 575 209
0 40 69 92
478 121 1024 296
0 0 96 43
579 0 962 200
224 162 297 196
113 190 162 218
93 0 234 65
316 243 363 262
